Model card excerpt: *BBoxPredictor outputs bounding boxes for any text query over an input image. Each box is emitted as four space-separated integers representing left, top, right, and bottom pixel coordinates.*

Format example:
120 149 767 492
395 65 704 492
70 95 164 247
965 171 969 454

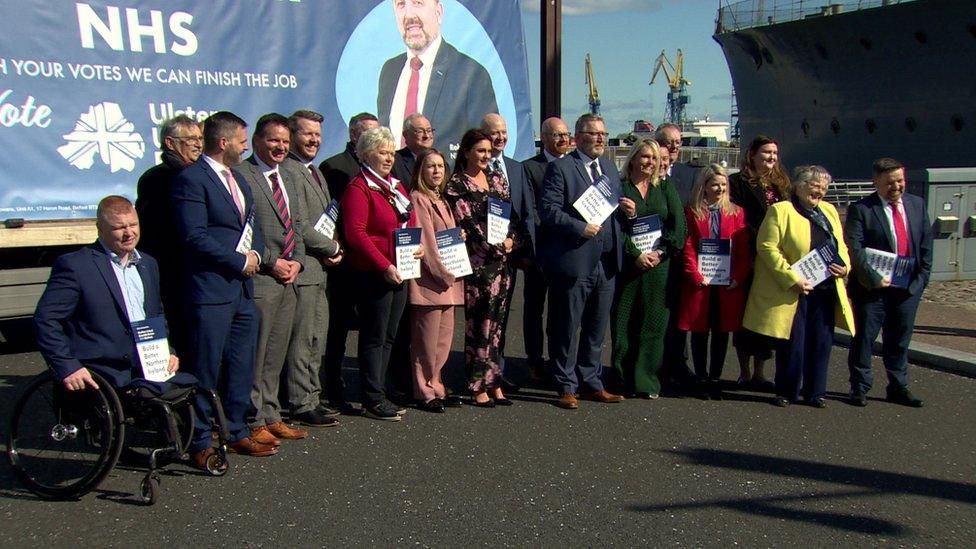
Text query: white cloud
523 0 664 16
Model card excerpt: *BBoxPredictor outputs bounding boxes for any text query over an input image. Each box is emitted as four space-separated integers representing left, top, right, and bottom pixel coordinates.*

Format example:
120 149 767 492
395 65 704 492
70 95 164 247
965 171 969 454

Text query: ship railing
716 0 916 34
826 180 876 211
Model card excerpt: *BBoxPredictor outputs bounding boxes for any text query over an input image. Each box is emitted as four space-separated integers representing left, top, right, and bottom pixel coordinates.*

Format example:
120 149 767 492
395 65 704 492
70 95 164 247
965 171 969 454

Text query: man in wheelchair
32 196 219 473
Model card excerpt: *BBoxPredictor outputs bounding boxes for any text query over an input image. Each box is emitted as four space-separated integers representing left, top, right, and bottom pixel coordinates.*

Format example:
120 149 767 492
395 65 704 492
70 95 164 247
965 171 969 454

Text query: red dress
677 206 751 332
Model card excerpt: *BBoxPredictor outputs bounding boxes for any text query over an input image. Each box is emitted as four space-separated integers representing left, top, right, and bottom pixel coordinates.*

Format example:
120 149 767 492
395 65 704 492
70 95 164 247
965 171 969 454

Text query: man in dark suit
34 196 181 390
172 111 275 460
656 123 699 393
377 0 497 155
538 113 626 410
236 113 308 446
845 157 934 407
480 113 537 388
283 110 343 427
521 117 572 379
135 114 202 356
318 112 378 415
392 113 434 184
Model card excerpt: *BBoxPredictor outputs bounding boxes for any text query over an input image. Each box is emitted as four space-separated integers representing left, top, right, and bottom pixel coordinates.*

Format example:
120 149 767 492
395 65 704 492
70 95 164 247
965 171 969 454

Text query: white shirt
879 192 910 252
577 151 602 183
490 155 508 182
254 156 290 211
390 36 443 146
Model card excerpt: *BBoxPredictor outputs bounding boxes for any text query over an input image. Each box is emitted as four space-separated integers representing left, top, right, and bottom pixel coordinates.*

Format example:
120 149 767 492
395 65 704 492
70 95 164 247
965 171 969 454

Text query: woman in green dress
611 140 687 399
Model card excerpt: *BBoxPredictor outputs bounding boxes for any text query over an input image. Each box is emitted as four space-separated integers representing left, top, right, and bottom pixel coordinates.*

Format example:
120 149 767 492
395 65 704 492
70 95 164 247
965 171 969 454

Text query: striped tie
270 172 296 259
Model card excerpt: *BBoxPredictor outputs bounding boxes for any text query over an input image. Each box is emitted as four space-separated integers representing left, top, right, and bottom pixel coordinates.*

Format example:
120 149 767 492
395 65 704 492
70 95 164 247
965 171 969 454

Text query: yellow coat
742 200 855 339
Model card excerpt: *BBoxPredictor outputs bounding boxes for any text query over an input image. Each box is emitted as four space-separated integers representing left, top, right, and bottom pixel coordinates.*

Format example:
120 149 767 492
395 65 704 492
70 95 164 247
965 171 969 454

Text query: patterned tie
890 201 910 256
270 172 296 259
589 160 600 182
709 207 721 239
222 169 245 223
491 157 504 178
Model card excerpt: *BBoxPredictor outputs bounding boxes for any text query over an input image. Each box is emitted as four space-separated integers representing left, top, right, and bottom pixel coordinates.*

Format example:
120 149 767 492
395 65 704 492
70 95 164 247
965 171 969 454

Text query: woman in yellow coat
742 165 855 408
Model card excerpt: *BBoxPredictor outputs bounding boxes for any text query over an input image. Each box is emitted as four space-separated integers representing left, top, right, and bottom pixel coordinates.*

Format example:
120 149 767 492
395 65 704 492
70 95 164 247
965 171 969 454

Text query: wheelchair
5 369 230 505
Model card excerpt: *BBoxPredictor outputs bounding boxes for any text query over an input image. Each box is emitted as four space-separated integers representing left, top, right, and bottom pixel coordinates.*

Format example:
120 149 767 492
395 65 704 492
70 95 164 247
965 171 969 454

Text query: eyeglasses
579 131 608 138
545 132 571 140
410 128 435 136
174 136 203 143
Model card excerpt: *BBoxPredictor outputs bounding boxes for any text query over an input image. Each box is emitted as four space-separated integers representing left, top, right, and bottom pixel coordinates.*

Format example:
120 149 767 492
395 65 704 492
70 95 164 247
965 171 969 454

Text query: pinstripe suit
237 155 306 427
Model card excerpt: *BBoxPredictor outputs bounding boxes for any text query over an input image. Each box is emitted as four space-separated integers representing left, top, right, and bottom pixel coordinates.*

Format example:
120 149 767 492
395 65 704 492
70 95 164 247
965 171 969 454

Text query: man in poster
377 0 498 155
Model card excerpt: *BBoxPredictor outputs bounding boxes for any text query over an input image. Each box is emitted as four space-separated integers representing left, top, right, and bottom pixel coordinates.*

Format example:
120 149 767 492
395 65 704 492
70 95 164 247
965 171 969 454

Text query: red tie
270 172 296 260
403 57 423 148
890 201 909 256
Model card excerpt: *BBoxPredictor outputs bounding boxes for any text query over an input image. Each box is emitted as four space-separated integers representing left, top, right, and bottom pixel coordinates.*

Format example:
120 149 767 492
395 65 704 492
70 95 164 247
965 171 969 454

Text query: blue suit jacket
537 150 623 278
34 245 162 385
503 156 537 257
845 191 934 297
172 157 265 305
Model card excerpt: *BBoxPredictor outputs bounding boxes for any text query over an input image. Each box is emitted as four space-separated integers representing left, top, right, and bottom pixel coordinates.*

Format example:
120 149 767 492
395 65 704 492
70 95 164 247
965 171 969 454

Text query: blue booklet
313 199 340 238
864 247 913 288
631 214 662 254
131 316 173 382
393 227 422 280
698 238 731 285
487 197 511 245
435 227 472 277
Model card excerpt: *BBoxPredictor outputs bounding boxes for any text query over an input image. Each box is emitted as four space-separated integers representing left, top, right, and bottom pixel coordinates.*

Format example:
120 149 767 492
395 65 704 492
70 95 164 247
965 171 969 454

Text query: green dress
611 177 687 395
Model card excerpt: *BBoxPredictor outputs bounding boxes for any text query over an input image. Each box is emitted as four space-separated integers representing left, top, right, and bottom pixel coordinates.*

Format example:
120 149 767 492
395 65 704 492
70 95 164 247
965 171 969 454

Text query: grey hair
356 126 396 159
791 165 833 191
654 123 681 143
402 113 428 133
159 114 199 148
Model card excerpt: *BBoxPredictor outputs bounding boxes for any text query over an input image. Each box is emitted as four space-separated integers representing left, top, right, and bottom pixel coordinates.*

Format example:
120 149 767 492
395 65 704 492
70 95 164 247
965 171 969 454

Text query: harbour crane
585 53 600 115
649 49 692 125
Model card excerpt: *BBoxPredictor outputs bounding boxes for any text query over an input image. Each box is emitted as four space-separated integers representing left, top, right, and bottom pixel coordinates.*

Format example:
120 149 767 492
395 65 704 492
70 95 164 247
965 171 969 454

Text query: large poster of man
0 0 533 220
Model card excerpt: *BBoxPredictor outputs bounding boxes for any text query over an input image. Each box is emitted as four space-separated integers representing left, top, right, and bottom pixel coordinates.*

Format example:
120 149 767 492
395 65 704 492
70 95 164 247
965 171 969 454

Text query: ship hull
715 0 976 179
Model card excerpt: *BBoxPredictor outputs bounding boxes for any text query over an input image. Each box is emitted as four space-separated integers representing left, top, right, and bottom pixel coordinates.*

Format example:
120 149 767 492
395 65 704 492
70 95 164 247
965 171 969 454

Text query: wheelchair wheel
140 472 160 505
6 371 125 499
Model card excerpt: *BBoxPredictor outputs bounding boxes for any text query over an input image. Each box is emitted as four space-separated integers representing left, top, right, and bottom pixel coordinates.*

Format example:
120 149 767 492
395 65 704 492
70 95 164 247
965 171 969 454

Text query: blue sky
520 0 734 135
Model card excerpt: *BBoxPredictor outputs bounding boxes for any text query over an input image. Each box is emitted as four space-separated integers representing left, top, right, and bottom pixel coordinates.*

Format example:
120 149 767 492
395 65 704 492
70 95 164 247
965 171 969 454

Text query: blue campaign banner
0 0 533 220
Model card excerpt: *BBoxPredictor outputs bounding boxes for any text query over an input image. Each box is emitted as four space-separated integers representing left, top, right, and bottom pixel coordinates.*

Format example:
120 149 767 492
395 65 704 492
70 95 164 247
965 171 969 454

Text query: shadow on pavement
627 447 976 536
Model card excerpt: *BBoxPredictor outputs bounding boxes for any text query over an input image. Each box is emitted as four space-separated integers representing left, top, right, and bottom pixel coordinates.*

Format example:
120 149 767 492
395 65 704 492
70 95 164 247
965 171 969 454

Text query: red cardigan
341 171 416 273
677 205 751 332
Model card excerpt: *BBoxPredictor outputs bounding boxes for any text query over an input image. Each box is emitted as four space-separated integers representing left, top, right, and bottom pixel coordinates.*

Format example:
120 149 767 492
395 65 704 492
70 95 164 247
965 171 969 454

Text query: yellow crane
585 53 600 115
649 49 692 124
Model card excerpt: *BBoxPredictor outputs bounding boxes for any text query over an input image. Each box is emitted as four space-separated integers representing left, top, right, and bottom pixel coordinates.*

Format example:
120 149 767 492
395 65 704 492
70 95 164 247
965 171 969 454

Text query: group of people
32 105 934 471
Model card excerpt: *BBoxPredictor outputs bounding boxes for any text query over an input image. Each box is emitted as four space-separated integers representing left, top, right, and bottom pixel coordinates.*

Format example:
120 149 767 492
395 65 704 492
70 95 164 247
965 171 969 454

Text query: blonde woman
611 140 687 399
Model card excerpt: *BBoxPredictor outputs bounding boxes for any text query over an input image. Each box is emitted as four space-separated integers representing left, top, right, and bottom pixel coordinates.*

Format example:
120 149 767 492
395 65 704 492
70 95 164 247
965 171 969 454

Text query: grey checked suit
237 156 307 427
281 155 341 414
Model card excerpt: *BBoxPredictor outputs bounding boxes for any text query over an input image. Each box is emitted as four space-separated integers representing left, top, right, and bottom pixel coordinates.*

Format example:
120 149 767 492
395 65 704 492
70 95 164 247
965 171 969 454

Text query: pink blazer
409 190 464 306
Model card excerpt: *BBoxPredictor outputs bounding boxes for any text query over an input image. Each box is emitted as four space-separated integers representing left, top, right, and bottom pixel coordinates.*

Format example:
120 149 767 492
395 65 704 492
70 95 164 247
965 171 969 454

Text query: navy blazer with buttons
845 191 934 297
538 150 623 278
34 244 164 385
172 157 265 305
502 156 537 257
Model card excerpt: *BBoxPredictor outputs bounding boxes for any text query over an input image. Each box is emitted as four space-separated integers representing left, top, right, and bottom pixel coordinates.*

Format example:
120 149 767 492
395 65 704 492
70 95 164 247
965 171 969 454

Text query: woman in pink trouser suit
408 149 464 413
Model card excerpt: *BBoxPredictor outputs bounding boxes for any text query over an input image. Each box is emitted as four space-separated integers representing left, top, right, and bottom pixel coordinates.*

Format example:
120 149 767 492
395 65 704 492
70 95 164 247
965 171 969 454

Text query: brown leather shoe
190 448 228 473
556 394 579 410
267 421 308 440
581 390 625 403
250 426 282 447
228 437 278 457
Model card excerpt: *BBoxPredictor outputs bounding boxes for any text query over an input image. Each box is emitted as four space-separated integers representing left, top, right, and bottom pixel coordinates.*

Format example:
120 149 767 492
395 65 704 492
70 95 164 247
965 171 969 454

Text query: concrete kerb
834 329 976 379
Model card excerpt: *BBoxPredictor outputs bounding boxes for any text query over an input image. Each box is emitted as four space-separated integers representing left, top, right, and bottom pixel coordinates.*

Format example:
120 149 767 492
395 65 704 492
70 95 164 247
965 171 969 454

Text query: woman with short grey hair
742 165 855 408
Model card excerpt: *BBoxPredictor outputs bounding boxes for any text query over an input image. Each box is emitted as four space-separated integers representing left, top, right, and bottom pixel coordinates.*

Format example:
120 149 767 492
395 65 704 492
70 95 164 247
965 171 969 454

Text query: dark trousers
547 261 614 396
522 263 548 364
354 272 407 407
388 310 413 397
187 289 258 452
847 287 921 393
662 259 693 384
322 265 356 406
691 288 729 380
775 288 836 401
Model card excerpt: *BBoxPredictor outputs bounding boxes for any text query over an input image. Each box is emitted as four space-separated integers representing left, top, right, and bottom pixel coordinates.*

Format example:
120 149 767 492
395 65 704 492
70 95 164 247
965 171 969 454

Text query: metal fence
716 0 916 33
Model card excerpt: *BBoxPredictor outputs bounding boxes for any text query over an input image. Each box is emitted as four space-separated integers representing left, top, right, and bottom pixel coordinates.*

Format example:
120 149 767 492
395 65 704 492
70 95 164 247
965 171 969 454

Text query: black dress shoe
849 391 868 407
887 387 924 408
471 398 495 408
773 396 790 408
500 377 520 394
293 409 340 427
809 398 827 409
494 397 514 406
417 399 446 413
444 395 463 407
315 405 341 417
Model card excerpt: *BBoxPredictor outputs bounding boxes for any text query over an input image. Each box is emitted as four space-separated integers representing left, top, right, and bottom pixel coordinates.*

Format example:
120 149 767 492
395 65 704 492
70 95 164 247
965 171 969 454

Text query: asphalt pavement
1 276 974 547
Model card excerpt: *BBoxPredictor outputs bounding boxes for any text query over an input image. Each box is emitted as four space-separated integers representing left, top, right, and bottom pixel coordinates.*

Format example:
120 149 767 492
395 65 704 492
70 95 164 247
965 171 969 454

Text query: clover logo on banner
57 102 145 173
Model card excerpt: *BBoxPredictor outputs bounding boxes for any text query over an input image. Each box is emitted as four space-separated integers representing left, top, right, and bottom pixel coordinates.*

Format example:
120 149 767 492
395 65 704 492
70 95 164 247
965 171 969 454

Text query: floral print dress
444 171 520 392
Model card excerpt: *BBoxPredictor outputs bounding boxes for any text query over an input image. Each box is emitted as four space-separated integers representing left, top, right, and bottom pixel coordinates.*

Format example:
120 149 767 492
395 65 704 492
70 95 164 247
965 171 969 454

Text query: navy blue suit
173 157 265 451
520 152 551 367
33 244 193 390
845 191 934 393
538 151 623 395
